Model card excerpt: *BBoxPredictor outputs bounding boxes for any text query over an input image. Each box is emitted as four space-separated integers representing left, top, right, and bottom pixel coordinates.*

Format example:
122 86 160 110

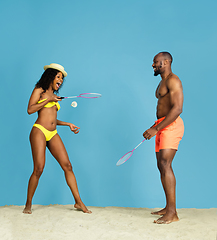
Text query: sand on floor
0 205 216 240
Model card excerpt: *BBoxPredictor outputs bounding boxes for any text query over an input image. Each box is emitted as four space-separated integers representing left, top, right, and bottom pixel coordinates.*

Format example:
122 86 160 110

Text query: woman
23 63 91 214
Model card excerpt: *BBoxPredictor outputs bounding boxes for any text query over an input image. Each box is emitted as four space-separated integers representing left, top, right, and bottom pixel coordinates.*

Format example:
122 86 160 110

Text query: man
143 52 184 224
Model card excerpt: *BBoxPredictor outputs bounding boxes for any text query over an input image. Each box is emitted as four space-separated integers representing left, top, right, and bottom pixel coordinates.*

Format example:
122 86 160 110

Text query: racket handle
59 97 65 99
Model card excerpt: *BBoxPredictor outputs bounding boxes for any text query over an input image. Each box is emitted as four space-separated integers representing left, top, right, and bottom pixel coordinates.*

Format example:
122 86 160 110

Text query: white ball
71 101 77 107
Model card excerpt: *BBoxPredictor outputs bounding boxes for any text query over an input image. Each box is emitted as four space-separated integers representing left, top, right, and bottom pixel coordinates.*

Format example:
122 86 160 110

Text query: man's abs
156 94 172 119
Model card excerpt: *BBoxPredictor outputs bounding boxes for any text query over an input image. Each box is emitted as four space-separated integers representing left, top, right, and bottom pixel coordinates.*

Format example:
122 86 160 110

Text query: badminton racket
116 139 146 166
60 93 102 99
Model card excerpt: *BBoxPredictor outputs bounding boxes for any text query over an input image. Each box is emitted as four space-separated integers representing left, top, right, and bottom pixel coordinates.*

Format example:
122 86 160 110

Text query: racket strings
116 139 146 166
61 93 102 99
116 151 133 166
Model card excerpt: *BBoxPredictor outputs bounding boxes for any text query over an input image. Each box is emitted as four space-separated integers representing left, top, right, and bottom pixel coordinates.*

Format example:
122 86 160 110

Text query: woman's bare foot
23 205 32 214
154 211 179 224
151 207 167 215
74 203 92 214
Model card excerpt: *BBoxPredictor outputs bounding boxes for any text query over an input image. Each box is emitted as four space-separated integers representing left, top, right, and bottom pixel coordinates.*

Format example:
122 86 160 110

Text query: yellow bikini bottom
33 124 57 141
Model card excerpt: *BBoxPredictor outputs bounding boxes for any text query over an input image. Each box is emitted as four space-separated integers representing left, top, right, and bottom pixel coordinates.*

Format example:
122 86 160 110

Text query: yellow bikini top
37 98 60 111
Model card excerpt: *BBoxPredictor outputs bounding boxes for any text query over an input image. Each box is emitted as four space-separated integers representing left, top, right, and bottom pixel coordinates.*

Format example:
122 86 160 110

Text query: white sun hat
44 63 67 77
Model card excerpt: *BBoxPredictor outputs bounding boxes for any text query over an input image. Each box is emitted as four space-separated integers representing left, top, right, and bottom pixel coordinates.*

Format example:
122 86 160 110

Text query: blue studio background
0 0 216 209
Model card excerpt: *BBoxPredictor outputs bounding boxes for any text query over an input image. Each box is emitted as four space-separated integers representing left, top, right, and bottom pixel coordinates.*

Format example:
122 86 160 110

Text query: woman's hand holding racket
47 95 62 102
69 123 80 134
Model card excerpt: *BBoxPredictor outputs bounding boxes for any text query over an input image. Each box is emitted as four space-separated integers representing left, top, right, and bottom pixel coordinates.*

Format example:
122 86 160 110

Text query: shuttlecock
71 101 77 107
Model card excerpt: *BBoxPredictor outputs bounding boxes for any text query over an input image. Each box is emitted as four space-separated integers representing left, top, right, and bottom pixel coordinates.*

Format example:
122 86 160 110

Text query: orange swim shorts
154 116 184 152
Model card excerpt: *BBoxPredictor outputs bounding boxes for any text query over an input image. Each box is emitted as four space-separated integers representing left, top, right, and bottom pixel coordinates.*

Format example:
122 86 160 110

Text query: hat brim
44 65 67 77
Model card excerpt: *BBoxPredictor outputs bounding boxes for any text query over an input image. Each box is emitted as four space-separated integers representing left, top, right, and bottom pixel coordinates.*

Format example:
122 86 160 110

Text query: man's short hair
159 52 173 64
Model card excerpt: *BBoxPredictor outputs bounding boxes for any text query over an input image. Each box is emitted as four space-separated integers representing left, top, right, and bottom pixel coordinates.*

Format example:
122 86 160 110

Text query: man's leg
154 149 179 224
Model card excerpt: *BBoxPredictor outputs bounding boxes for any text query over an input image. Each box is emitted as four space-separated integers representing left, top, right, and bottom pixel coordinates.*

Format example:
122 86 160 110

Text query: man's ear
164 59 169 66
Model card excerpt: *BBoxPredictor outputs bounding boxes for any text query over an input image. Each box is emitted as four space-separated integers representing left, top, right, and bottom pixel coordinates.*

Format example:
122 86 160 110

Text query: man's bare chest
156 81 169 98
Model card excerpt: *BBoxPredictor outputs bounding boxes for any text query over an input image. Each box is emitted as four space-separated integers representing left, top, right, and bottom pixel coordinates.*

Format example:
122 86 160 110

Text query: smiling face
152 52 173 77
152 54 165 76
51 72 64 91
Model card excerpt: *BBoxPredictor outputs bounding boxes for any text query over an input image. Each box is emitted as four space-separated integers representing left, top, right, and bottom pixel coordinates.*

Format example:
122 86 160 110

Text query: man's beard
154 69 161 76
154 62 162 76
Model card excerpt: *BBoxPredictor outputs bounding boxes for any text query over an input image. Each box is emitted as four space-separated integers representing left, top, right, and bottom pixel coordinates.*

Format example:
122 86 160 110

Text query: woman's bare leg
47 134 91 213
23 127 46 214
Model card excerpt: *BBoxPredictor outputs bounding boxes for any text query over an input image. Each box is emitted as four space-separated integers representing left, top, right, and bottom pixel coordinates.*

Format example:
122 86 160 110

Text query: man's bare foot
151 208 167 216
23 206 32 214
74 203 92 214
154 212 179 224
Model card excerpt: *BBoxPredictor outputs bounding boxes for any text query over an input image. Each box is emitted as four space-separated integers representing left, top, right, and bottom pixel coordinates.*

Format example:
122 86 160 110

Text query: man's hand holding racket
143 127 158 140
